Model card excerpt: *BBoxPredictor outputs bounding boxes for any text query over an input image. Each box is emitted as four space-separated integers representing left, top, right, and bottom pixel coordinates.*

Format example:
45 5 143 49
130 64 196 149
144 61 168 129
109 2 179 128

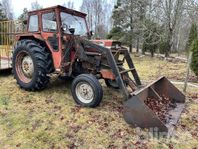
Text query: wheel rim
75 82 94 104
16 51 34 83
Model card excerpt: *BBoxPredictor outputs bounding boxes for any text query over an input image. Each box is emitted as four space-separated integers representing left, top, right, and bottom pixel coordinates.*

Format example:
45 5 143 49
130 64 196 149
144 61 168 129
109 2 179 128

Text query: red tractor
12 6 185 134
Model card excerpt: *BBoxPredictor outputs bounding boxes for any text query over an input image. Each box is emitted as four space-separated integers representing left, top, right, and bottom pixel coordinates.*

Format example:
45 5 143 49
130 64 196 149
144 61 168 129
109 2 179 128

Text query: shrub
186 23 198 53
191 38 198 77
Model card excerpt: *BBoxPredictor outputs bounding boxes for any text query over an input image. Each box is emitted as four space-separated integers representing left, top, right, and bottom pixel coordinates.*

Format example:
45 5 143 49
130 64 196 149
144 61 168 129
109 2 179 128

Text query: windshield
60 12 87 36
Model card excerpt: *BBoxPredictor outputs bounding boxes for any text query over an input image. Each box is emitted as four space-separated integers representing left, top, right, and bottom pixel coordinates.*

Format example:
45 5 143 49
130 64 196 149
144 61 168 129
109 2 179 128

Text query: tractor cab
27 5 89 36
18 5 90 70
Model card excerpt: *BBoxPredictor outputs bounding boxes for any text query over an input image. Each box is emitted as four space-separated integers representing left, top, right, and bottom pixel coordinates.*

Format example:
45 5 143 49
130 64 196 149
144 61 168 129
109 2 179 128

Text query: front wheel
71 74 103 108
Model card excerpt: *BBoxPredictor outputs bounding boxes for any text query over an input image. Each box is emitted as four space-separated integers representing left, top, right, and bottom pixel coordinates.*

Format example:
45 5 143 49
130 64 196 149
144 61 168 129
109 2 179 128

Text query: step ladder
88 41 142 98
79 38 142 99
113 49 142 98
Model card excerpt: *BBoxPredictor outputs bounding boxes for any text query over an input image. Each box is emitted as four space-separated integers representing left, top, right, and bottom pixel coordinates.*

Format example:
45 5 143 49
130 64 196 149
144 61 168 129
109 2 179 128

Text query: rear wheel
105 67 129 89
71 74 103 107
105 79 119 89
13 40 51 91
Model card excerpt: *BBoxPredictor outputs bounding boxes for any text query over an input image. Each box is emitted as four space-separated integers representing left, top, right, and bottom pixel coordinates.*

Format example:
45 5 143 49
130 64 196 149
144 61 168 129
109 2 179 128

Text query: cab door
40 10 62 70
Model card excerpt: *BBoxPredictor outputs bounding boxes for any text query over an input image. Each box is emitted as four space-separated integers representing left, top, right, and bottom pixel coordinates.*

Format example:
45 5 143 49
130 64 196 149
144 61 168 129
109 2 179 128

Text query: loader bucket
123 77 185 134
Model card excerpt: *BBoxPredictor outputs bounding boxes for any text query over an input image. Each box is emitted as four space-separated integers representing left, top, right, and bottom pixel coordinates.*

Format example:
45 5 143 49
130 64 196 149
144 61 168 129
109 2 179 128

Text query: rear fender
16 34 55 72
16 34 44 42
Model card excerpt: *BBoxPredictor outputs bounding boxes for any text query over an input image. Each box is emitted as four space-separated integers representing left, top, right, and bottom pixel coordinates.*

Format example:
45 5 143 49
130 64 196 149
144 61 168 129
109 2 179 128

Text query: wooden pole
184 52 192 92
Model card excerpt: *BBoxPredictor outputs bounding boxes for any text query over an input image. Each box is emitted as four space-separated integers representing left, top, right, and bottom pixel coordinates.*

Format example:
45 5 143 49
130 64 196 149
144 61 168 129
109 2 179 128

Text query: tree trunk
136 38 140 53
176 27 181 56
165 32 173 57
184 52 192 92
151 50 154 57
129 44 132 53
165 49 170 57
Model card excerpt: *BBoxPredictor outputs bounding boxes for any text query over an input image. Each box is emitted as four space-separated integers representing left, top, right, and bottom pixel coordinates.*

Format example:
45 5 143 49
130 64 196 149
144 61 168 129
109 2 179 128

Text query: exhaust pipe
123 77 185 134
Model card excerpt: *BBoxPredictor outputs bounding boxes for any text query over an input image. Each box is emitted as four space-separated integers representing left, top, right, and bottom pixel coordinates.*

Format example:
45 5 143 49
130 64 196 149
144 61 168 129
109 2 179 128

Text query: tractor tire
105 79 119 89
71 74 103 108
13 40 52 91
105 67 129 89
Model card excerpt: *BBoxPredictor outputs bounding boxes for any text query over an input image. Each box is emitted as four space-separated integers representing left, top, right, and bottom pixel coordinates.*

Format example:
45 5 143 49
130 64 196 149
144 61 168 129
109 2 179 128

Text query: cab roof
28 5 87 18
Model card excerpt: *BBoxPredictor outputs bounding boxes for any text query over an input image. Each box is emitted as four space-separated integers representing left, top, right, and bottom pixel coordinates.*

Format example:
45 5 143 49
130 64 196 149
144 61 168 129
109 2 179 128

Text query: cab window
42 12 57 32
28 15 38 32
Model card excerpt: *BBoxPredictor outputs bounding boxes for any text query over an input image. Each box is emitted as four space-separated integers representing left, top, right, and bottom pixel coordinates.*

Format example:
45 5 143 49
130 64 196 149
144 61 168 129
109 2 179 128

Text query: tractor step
115 50 141 94
120 68 135 74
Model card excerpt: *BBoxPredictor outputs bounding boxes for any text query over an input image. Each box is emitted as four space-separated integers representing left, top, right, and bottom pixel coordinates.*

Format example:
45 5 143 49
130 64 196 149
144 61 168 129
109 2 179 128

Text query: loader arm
75 37 142 99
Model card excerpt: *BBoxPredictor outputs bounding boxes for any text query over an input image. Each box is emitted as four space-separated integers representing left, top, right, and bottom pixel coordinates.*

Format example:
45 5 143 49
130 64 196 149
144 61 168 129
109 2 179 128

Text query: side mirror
69 28 75 35
61 23 68 32
88 30 94 39
89 30 94 36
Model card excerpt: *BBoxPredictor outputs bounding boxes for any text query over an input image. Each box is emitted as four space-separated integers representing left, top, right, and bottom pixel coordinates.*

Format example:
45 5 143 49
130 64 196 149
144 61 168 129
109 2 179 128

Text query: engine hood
91 40 121 49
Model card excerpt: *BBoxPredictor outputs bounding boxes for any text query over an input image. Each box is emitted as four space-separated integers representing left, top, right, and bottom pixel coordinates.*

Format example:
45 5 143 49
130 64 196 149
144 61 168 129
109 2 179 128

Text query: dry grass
0 56 198 148
133 56 196 82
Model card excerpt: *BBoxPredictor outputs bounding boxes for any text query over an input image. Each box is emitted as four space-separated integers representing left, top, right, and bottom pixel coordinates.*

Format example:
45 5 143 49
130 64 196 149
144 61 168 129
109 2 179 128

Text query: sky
12 0 82 18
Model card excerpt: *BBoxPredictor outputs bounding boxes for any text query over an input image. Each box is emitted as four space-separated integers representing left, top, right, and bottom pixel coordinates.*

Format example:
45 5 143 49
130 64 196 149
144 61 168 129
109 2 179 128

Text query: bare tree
63 1 74 9
185 0 198 21
80 0 94 30
157 0 185 57
80 0 113 39
31 1 43 11
1 0 13 20
92 0 103 37
0 3 7 21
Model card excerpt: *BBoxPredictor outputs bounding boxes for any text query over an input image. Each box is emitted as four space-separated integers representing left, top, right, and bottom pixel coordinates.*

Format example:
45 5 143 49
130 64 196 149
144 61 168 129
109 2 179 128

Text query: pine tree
186 23 198 53
191 37 198 77
18 8 28 21
112 0 122 27
107 27 124 40
106 0 123 41
142 33 158 57
110 0 148 52
142 19 160 57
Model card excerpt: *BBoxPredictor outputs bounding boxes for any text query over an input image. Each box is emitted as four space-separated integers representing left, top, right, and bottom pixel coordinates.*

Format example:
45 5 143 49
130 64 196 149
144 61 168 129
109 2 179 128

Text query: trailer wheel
71 74 103 107
13 40 50 91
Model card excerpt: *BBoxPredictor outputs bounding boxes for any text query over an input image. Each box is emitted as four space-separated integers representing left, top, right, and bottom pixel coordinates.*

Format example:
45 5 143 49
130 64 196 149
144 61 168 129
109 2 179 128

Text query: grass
0 56 198 148
133 56 195 82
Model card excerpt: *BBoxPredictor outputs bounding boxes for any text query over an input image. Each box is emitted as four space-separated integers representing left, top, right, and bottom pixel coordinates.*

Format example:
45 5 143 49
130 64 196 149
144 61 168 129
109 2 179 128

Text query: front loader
12 5 185 134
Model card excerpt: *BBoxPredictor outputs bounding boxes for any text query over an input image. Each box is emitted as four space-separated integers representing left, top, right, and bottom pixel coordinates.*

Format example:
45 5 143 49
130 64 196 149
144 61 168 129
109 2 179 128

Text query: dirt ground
0 56 198 148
